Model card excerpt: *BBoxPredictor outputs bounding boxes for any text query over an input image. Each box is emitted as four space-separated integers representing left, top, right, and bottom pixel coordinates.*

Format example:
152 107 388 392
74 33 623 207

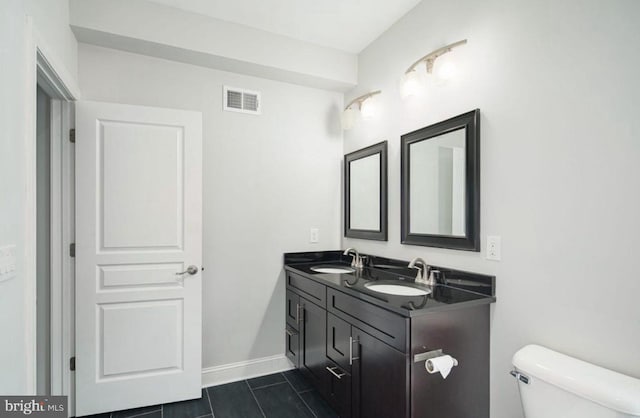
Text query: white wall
343 0 640 417
77 43 343 369
0 0 77 394
25 0 78 81
0 0 30 395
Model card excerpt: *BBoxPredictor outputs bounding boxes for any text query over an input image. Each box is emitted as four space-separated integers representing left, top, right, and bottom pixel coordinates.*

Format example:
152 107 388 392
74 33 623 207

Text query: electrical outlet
309 228 319 244
0 245 17 283
486 236 501 261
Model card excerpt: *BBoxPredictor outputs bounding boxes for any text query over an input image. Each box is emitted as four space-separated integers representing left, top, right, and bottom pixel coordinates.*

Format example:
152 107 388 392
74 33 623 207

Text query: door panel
100 121 183 249
100 300 183 377
75 101 202 416
99 263 184 290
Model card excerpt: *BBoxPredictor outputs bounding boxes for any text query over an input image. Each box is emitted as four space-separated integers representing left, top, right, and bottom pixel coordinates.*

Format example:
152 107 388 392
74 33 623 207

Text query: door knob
176 265 199 276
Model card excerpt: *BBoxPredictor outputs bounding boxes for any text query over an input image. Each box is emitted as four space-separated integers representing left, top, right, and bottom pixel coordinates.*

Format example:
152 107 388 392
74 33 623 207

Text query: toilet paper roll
425 355 458 379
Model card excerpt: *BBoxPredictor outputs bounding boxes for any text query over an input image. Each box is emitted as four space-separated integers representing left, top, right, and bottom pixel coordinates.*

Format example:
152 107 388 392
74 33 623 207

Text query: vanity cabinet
284 252 493 418
286 272 409 418
285 268 490 418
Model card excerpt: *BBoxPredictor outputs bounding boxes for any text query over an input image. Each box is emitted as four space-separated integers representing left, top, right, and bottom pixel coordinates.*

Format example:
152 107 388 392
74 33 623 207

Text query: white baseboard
202 355 295 388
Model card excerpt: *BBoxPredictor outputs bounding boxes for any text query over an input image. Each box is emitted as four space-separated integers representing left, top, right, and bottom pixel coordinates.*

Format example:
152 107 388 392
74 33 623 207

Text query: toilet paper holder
414 349 445 363
414 349 459 371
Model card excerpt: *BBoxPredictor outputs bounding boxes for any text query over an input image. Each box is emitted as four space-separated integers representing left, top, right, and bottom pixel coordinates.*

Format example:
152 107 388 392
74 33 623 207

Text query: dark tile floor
83 370 338 418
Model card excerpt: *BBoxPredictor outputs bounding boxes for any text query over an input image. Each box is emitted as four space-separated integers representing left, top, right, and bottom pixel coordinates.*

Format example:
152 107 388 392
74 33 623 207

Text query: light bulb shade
433 53 459 84
359 97 378 120
342 107 356 130
400 70 424 98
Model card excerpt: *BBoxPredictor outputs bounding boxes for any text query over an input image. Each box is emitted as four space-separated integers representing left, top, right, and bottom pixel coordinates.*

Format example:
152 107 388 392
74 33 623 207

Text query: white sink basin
364 283 431 296
310 266 355 274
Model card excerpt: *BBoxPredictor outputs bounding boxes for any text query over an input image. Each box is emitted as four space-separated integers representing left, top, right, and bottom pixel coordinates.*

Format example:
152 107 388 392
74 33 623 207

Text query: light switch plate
486 236 501 261
309 228 319 244
0 245 17 283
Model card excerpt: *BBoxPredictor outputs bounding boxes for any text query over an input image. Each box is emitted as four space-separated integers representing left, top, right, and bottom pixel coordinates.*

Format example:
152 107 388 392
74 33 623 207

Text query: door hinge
70 243 75 258
69 128 75 143
70 357 76 371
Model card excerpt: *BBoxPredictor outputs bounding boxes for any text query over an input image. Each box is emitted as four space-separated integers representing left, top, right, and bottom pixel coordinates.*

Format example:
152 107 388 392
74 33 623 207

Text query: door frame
25 15 80 409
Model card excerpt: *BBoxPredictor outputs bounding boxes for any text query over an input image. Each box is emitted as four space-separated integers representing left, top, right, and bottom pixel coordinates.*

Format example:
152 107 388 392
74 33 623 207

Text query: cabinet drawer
286 290 301 330
287 271 326 308
327 288 408 353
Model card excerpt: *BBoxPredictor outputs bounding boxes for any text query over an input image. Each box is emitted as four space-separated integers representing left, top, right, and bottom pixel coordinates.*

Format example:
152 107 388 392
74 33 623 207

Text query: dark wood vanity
284 251 495 418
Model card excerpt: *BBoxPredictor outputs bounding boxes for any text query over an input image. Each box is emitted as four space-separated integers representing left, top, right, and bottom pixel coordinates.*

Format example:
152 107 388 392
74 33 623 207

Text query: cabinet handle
349 336 360 365
296 303 301 324
326 366 346 379
285 328 298 337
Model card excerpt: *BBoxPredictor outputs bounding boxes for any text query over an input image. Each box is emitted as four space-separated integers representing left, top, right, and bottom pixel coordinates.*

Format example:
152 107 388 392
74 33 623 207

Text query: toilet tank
512 345 640 418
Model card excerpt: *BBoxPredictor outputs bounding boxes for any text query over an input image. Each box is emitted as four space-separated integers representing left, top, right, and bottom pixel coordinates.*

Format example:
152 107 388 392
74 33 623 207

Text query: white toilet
512 344 640 417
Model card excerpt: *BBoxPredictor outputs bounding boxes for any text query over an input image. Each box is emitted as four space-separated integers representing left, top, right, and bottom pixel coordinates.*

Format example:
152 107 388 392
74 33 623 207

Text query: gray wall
77 43 343 368
342 0 640 417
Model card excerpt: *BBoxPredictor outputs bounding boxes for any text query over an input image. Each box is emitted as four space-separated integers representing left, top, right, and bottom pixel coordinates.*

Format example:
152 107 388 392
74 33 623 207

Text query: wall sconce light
401 39 467 98
342 90 382 130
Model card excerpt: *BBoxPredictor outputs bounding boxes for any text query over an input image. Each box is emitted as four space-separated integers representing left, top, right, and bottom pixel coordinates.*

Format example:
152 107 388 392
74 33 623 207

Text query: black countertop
284 251 496 318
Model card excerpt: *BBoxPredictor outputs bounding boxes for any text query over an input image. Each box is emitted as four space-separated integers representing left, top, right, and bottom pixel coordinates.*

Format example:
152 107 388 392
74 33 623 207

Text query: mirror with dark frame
344 141 388 241
401 109 480 251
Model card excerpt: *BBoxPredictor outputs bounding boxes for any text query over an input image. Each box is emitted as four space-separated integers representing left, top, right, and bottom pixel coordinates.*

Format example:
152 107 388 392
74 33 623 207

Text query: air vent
223 86 261 115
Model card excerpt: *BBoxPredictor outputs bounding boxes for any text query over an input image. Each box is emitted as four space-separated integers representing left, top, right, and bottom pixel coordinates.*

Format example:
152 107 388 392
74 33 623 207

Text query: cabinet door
327 312 352 372
285 326 300 367
300 297 328 394
352 328 409 418
286 290 301 330
326 360 352 418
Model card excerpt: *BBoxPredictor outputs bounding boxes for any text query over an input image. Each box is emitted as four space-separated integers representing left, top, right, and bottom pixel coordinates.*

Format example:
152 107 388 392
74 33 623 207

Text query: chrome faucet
408 257 429 285
343 248 364 269
428 269 441 286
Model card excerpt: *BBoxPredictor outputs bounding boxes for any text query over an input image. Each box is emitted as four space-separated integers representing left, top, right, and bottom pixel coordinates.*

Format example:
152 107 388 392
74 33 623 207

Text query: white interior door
75 101 202 416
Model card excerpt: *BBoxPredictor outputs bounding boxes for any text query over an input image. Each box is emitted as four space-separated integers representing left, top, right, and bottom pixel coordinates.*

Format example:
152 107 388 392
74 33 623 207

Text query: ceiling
145 0 422 53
